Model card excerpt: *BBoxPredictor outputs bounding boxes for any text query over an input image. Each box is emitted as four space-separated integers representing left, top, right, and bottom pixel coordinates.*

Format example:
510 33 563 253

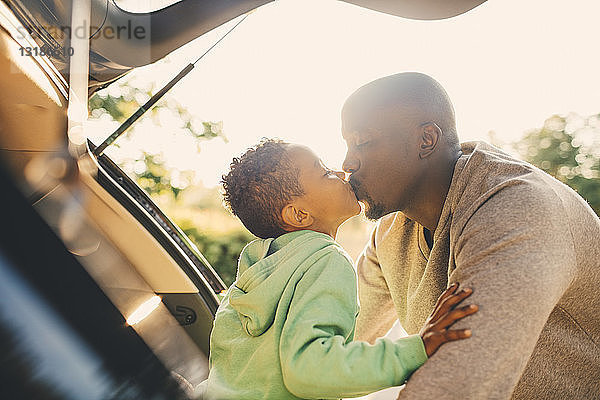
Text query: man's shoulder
451 141 573 220
441 142 600 250
455 141 540 199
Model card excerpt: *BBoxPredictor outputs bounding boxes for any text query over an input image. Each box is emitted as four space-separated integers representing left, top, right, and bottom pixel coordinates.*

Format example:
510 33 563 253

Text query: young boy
198 139 477 399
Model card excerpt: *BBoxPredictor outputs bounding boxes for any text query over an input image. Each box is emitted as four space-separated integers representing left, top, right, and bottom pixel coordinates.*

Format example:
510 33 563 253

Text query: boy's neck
308 223 340 240
288 224 339 240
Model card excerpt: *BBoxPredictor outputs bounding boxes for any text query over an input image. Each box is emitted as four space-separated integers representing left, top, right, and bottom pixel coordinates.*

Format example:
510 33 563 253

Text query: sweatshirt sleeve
354 221 399 344
279 251 427 399
396 183 577 399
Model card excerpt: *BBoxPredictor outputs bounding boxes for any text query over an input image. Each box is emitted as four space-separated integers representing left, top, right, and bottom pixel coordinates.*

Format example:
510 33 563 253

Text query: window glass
86 29 255 286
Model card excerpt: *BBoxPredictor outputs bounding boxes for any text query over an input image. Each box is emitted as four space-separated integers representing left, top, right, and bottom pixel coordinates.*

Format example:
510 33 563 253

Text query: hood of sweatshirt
228 230 341 337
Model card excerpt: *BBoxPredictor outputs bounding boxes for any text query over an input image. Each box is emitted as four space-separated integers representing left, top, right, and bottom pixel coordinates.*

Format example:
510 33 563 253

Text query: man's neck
403 149 462 233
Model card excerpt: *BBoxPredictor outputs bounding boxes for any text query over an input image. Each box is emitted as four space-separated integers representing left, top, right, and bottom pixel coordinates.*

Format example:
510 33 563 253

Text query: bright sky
89 0 600 187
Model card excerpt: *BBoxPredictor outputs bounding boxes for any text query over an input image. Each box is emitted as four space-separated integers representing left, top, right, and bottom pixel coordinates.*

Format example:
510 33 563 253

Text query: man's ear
281 204 314 230
418 122 441 159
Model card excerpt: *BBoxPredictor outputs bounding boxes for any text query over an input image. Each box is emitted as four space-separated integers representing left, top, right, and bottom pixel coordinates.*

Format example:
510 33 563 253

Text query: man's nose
342 153 360 174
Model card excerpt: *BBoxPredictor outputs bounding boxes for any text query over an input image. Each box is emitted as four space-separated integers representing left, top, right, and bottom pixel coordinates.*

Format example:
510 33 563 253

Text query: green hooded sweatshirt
199 230 427 399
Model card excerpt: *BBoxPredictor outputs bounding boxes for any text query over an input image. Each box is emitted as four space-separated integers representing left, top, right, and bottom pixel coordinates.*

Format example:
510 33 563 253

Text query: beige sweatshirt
354 141 600 399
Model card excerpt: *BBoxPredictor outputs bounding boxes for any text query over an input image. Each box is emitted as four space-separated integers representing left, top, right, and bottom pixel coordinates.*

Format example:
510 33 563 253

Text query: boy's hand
419 283 478 357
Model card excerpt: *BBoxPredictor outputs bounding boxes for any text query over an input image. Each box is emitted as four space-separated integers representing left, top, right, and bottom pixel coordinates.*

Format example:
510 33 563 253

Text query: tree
514 113 600 215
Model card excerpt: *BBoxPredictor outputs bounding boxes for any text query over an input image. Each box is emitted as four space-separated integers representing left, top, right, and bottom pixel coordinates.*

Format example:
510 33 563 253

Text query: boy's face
286 145 361 231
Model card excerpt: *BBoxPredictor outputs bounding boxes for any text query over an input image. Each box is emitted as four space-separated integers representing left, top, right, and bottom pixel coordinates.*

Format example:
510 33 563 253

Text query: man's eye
356 140 370 149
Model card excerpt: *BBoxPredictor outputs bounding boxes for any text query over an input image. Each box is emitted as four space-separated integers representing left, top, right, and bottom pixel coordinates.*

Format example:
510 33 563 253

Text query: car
0 1 488 398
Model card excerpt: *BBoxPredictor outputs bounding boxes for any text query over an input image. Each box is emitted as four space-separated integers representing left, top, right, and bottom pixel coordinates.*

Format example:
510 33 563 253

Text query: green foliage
88 91 131 122
515 113 600 215
177 223 255 286
136 152 184 198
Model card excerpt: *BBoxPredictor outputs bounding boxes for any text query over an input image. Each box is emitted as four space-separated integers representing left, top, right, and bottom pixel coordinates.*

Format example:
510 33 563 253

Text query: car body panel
342 0 487 20
0 164 192 399
1 2 217 392
0 1 67 197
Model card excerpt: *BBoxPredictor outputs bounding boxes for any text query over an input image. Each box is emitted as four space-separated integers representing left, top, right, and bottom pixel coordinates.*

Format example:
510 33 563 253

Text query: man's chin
363 200 387 221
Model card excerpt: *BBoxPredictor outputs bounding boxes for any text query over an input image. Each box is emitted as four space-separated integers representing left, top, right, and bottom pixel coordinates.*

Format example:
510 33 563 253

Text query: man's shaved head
341 72 462 223
343 72 459 148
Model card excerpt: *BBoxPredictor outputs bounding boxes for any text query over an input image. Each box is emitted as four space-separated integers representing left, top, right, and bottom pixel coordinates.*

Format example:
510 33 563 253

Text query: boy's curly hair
221 138 304 239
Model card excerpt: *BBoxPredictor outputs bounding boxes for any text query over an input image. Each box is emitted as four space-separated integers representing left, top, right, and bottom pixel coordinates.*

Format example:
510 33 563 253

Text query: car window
87 46 252 287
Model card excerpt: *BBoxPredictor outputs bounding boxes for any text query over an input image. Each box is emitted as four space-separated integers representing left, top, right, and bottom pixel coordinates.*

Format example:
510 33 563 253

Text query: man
341 72 600 399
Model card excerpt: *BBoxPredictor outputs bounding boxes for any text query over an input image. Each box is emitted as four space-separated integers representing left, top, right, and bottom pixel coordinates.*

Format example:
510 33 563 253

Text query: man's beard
349 177 387 221
363 199 386 220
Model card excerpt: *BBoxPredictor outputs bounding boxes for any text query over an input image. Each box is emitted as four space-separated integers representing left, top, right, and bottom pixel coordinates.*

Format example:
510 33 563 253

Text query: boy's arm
279 252 426 399
279 252 476 399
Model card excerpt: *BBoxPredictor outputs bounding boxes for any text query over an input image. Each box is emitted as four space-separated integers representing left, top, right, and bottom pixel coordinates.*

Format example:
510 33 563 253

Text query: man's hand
419 283 477 357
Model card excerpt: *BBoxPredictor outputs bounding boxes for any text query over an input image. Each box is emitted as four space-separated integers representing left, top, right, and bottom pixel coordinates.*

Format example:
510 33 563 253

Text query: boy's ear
281 204 314 230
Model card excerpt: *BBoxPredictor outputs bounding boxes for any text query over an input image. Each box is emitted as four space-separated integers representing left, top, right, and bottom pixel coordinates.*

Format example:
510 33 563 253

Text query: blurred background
87 0 600 286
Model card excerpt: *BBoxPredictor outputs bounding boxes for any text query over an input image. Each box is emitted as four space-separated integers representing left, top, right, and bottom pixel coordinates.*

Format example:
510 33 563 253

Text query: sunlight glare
126 295 162 326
